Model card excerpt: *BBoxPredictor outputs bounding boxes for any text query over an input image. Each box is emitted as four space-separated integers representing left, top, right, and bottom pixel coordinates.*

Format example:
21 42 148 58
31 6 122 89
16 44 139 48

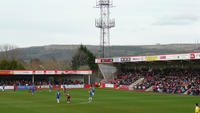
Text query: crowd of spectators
61 80 84 85
111 72 140 86
0 79 32 86
0 79 84 86
110 68 200 95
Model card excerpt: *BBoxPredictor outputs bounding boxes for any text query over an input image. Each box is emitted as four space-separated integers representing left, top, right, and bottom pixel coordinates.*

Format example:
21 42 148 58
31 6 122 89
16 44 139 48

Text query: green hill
15 44 200 61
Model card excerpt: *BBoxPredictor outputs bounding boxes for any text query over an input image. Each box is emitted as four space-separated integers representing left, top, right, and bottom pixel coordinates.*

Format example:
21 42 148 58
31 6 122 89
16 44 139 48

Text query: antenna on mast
95 0 115 58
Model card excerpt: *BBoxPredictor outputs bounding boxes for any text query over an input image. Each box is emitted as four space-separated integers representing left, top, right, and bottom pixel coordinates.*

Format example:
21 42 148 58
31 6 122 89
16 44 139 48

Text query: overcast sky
0 0 200 47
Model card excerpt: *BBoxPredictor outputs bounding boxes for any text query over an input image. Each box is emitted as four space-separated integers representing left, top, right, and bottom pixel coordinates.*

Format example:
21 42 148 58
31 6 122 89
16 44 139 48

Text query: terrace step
184 90 188 95
145 86 153 92
98 64 117 83
129 78 144 90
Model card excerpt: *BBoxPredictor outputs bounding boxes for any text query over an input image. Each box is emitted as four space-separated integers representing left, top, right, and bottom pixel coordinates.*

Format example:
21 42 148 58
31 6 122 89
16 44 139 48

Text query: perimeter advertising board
0 70 12 75
195 53 200 59
96 52 200 63
35 71 45 75
13 71 33 75
0 86 14 90
119 85 129 90
61 84 84 89
45 71 55 75
76 71 92 75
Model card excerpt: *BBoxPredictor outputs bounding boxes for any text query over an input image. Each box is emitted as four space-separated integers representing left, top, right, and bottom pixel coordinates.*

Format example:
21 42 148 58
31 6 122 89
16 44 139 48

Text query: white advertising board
45 71 55 75
105 84 114 88
13 71 33 75
35 71 45 75
0 86 14 90
77 71 92 75
61 85 84 89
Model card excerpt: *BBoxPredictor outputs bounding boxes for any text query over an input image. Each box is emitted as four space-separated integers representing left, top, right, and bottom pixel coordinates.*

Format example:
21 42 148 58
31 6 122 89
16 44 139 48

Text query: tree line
0 59 25 70
0 44 98 71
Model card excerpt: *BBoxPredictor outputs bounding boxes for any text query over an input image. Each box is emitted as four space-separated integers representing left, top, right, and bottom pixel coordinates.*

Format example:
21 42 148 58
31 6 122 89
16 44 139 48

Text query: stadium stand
96 52 200 95
107 68 200 95
0 70 92 90
111 72 140 86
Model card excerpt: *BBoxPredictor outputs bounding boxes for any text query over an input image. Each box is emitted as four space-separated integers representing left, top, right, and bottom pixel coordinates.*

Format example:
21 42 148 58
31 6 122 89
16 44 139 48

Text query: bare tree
40 58 71 70
56 60 71 70
25 57 71 70
0 44 19 59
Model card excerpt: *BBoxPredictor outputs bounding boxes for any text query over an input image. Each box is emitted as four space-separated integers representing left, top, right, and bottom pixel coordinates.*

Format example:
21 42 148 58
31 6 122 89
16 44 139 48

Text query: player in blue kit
49 83 52 92
2 84 5 92
56 91 61 104
88 89 92 102
32 85 35 95
92 86 95 96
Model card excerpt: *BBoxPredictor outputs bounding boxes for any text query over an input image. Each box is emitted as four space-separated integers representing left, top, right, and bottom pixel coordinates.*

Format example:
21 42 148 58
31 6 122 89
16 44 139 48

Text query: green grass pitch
0 88 198 113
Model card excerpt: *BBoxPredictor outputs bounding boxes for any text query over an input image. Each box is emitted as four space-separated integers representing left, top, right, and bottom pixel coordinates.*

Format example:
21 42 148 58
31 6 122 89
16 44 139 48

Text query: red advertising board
119 85 129 90
0 70 12 75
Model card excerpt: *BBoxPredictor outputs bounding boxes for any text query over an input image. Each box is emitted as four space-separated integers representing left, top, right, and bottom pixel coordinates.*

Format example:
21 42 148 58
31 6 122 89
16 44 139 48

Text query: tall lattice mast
95 0 115 58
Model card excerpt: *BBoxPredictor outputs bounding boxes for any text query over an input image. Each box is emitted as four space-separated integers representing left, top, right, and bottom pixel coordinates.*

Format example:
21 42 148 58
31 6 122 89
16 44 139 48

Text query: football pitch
0 88 198 113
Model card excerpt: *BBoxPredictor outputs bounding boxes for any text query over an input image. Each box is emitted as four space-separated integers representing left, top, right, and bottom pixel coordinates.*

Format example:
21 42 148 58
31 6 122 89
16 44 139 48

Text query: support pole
88 75 91 85
32 75 34 85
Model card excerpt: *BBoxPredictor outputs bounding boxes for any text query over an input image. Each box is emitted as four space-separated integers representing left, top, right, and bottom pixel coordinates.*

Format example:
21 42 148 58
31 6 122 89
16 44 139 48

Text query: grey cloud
153 15 200 26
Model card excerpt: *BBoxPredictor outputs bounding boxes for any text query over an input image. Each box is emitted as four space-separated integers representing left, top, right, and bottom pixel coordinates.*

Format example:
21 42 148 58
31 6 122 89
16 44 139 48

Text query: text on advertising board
101 59 113 63
190 54 195 59
145 56 158 61
120 57 131 62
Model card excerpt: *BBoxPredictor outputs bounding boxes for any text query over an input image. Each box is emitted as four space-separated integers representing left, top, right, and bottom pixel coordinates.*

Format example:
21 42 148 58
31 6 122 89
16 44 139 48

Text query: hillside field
0 88 198 113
